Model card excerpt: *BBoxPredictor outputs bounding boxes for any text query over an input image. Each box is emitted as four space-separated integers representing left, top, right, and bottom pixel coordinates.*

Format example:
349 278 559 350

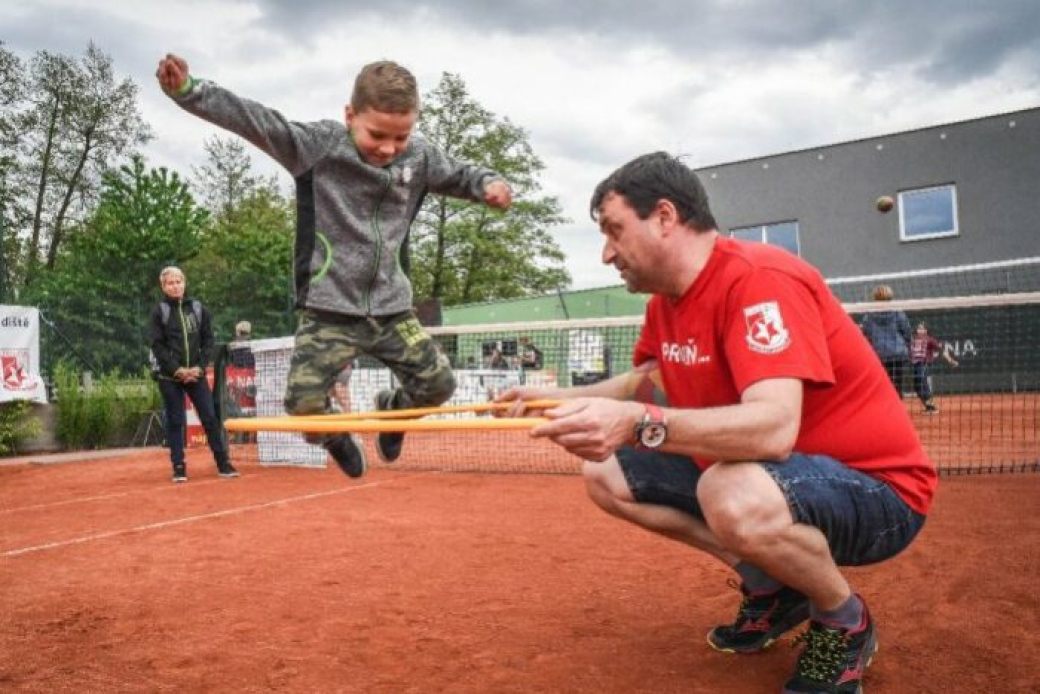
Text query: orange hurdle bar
224 416 549 434
291 399 564 421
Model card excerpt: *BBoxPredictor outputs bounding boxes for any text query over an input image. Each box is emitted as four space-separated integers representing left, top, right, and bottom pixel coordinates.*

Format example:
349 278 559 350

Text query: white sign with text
0 305 47 404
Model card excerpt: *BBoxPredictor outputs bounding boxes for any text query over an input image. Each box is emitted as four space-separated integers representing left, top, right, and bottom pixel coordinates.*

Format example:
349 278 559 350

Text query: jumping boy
157 54 512 477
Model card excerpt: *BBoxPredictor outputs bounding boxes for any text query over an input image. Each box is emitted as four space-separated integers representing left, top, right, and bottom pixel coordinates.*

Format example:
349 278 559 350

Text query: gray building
437 110 1039 393
697 106 1040 302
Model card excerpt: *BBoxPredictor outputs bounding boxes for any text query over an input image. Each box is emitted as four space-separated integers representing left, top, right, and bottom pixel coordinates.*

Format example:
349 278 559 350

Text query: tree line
0 42 570 376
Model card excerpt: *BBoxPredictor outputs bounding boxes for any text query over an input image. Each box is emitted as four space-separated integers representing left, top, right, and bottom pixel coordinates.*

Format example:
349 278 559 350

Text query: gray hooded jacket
171 78 501 316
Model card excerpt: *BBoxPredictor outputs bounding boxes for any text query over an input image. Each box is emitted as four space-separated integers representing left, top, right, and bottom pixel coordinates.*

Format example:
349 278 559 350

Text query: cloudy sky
4 0 1039 289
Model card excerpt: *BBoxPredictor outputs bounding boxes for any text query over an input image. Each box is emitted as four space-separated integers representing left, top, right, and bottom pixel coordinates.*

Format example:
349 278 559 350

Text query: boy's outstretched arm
154 53 327 176
424 143 512 209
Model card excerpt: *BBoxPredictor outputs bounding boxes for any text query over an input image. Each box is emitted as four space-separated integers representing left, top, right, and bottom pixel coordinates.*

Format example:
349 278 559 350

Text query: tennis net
220 290 1039 476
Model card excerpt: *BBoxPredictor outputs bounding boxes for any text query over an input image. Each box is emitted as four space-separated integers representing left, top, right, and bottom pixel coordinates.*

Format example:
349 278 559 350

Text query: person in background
910 321 958 413
520 336 544 371
859 285 912 395
148 266 238 482
226 320 257 443
486 345 509 370
229 321 256 369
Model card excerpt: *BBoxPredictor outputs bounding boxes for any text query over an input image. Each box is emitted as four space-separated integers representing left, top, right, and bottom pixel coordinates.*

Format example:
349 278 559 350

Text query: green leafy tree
13 43 151 289
187 187 296 340
187 135 295 339
25 156 208 373
0 42 26 301
412 73 570 305
0 42 20 106
192 136 279 220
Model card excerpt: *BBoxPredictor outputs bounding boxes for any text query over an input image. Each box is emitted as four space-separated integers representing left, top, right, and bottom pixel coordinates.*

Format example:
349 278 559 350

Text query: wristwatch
635 403 668 449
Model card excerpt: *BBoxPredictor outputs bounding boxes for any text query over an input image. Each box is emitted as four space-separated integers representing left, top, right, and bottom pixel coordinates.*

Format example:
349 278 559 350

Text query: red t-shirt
911 335 943 364
634 237 937 514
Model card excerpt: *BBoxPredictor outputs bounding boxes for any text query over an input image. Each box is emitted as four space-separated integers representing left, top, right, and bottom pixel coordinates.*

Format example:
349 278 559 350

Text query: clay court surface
1 449 1037 693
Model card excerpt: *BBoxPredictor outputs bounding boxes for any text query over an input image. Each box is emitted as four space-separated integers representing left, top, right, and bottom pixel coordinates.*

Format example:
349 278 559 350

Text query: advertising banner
0 305 48 404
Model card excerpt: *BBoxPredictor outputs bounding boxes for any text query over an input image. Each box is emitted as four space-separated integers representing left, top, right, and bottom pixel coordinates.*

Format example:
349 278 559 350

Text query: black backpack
149 300 202 379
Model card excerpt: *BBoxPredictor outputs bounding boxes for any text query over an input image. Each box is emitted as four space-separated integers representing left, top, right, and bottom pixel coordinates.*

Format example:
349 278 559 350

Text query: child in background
910 322 959 412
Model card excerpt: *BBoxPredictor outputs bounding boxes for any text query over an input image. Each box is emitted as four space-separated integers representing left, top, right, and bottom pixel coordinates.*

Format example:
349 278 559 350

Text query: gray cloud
252 0 1040 86
835 3 1040 84
4 6 114 57
4 6 167 92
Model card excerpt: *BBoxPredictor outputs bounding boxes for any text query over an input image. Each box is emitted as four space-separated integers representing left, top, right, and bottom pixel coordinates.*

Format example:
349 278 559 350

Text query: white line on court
2 478 404 558
0 477 237 514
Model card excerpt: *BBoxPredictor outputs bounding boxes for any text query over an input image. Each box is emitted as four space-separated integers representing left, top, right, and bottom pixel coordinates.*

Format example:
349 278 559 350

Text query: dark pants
881 357 908 395
912 363 933 404
158 377 228 470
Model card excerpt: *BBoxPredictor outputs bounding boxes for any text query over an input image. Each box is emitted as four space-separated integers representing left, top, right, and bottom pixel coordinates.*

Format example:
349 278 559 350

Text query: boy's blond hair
350 61 419 114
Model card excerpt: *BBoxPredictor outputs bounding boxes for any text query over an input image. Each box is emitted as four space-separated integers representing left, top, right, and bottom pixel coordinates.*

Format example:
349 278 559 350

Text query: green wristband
172 76 195 97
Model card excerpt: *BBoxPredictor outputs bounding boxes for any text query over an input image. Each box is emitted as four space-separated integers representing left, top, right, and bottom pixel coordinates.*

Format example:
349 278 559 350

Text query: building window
899 184 958 241
731 221 800 256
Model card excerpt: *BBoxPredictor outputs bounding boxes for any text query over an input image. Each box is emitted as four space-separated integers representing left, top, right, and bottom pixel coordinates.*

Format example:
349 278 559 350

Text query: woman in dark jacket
148 266 237 482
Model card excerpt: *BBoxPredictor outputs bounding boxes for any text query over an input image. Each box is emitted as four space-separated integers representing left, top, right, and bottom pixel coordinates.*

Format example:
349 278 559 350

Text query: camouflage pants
284 309 454 417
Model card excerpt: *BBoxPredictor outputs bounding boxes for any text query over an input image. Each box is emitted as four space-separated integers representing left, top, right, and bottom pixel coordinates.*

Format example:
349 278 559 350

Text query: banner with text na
0 305 48 404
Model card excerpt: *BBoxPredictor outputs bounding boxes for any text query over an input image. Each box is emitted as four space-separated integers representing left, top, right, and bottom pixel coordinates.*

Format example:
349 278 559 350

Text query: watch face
640 422 667 448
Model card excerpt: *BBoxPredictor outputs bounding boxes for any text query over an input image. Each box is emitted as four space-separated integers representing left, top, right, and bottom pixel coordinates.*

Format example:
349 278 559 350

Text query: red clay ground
1 449 1037 693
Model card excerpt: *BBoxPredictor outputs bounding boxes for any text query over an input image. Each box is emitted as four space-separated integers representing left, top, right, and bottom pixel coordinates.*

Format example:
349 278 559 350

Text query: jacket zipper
177 301 191 369
365 170 393 315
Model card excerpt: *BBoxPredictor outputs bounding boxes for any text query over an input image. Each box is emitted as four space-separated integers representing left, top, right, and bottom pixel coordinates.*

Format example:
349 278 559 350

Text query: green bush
53 363 85 448
53 362 160 449
0 400 43 456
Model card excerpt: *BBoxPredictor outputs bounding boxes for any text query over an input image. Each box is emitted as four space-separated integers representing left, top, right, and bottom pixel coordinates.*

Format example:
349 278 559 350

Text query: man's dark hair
589 151 717 231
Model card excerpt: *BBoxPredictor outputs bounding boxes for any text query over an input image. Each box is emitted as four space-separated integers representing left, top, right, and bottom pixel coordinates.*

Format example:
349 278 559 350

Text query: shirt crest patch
743 301 791 354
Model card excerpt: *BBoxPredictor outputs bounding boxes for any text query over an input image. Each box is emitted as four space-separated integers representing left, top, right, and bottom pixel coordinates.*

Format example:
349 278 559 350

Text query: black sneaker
782 601 878 693
325 434 367 478
707 581 810 653
217 462 239 478
172 466 188 483
374 390 405 463
924 402 939 413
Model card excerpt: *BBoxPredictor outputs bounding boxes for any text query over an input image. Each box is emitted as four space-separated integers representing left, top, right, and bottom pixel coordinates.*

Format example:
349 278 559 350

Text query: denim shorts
616 448 926 567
